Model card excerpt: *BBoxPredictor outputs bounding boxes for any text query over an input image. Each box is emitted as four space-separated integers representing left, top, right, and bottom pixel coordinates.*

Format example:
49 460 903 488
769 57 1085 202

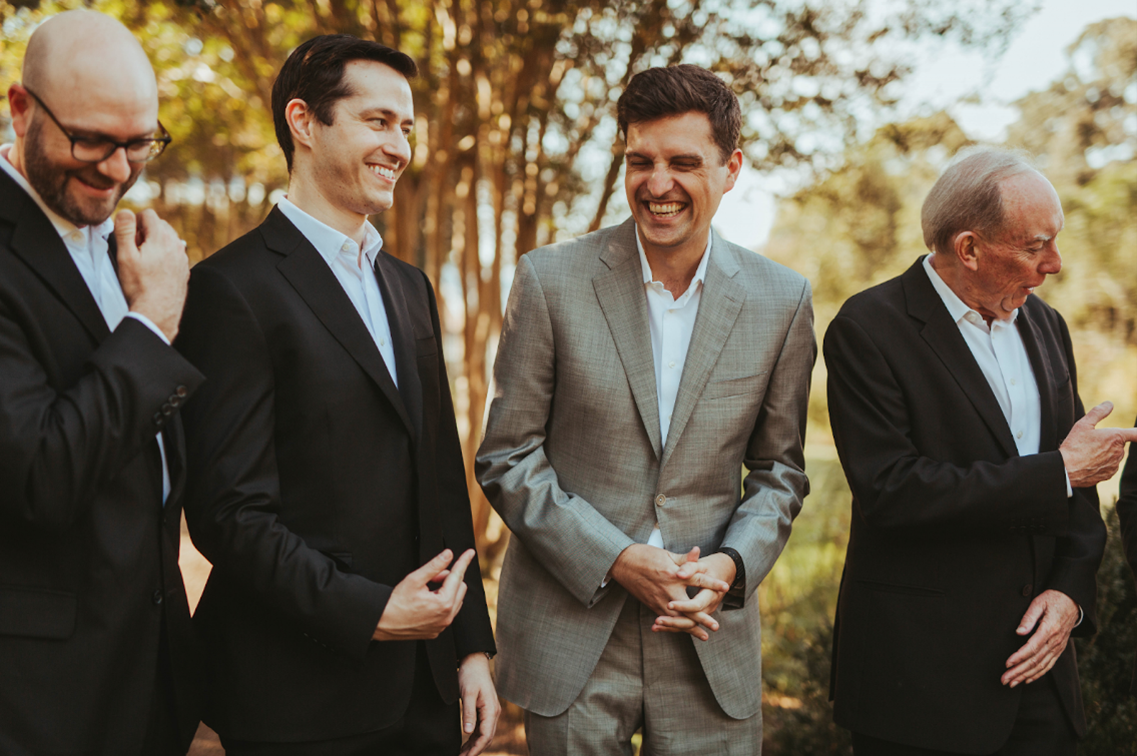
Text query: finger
653 614 697 630
438 549 475 600
461 687 478 735
669 588 715 613
409 549 454 586
1016 598 1047 636
1005 632 1046 669
114 210 139 257
1117 427 1137 443
1006 647 1057 687
680 571 731 592
1081 401 1113 427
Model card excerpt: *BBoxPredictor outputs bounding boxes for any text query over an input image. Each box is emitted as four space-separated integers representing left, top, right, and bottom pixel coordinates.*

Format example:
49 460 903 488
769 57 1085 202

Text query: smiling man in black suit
176 35 498 756
0 10 203 755
826 148 1135 755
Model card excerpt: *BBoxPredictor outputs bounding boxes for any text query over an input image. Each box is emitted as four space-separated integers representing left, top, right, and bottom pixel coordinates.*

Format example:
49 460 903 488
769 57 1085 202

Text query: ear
7 84 33 137
285 98 317 153
952 231 981 272
722 148 744 194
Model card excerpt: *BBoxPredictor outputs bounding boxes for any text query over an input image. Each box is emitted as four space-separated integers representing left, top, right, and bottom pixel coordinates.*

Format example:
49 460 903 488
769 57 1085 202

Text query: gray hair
921 147 1038 255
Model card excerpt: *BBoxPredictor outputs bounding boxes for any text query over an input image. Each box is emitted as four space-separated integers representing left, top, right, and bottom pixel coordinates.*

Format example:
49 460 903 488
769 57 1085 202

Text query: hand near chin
115 208 189 341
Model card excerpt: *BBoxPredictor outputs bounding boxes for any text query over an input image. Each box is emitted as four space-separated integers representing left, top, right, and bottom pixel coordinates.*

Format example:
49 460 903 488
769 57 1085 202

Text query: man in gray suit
476 65 815 753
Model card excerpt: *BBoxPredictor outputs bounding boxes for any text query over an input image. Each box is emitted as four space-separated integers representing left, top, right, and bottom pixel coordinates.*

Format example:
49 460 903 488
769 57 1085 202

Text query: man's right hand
115 208 189 342
373 548 475 642
1059 401 1137 488
608 544 731 640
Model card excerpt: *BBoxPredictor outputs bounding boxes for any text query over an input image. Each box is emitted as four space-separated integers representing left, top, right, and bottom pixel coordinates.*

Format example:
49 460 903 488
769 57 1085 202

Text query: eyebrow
624 151 704 162
356 107 413 125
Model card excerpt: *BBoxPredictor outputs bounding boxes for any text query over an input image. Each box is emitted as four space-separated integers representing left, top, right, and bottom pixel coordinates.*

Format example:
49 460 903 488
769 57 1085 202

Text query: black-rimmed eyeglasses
23 86 171 163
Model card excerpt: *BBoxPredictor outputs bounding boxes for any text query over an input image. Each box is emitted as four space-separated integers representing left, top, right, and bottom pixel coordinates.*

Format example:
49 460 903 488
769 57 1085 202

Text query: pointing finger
439 549 475 602
409 549 453 586
1081 401 1113 427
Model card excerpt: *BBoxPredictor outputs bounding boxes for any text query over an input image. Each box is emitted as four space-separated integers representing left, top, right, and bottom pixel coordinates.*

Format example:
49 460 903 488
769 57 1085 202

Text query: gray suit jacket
476 218 815 718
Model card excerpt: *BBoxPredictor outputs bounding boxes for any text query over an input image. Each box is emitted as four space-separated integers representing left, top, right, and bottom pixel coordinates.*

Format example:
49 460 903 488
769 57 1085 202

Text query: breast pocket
703 372 768 401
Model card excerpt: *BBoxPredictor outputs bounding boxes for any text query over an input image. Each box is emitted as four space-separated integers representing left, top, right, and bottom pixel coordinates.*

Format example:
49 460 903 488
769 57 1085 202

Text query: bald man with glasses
0 10 203 756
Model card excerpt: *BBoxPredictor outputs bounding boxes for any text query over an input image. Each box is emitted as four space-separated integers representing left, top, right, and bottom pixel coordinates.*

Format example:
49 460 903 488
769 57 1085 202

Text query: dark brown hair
272 34 417 171
617 65 741 163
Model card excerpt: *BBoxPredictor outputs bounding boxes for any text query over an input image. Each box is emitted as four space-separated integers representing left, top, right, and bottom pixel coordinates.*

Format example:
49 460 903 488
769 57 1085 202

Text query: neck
928 252 1000 326
640 230 707 297
286 174 369 247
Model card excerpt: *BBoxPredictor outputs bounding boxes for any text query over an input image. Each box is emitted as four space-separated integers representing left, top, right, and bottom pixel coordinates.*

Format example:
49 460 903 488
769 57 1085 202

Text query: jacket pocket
0 586 77 639
703 371 768 400
856 579 945 598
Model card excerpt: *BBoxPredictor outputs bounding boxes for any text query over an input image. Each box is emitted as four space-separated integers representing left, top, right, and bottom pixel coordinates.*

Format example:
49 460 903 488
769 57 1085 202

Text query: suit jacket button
169 395 181 408
152 590 164 605
161 403 174 416
1021 584 1032 597
175 385 188 398
655 494 667 506
153 412 164 427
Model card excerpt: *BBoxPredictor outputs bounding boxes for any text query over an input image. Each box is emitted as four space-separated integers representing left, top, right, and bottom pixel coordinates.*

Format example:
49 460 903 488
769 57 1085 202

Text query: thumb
114 209 139 254
1018 597 1046 635
1081 401 1113 428
409 549 453 586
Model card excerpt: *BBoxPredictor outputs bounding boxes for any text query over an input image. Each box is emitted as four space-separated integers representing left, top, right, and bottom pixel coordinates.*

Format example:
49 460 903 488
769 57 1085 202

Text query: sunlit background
2 0 1134 752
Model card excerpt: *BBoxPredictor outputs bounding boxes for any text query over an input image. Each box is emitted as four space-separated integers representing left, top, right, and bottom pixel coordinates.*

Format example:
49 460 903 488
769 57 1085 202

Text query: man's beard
23 117 140 227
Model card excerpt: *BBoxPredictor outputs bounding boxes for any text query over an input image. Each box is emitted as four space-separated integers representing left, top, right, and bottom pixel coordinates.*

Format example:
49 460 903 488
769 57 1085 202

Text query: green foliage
1076 503 1137 756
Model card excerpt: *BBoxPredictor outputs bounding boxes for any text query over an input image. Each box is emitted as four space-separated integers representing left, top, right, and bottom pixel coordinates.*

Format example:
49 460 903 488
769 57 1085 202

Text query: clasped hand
609 544 734 641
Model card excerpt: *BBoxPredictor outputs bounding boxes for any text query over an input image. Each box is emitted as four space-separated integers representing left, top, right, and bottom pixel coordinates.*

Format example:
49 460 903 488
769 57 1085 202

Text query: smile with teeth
368 164 398 181
648 201 684 217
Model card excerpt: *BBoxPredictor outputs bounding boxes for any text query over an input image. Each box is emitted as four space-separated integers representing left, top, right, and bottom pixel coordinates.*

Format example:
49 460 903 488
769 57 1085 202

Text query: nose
97 147 133 184
385 131 412 167
1040 241 1062 275
646 165 674 197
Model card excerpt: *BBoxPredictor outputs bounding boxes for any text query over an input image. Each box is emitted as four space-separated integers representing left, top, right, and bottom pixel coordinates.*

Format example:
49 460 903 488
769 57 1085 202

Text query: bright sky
715 0 1137 250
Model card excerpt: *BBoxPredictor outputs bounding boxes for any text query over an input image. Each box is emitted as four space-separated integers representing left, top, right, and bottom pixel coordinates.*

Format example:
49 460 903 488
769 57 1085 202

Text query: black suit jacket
0 170 204 755
824 257 1106 754
176 207 495 742
1116 415 1137 696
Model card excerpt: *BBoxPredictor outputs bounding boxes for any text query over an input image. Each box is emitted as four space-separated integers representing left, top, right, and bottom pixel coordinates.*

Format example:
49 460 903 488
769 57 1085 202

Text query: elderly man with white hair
825 147 1135 755
0 10 202 755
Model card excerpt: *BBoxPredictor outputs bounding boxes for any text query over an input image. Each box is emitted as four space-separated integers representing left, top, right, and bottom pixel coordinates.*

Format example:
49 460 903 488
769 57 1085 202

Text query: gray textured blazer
476 218 815 719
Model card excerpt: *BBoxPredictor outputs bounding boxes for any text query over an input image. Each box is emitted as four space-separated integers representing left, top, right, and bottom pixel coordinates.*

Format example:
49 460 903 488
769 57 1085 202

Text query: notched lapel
267 210 415 437
903 263 1018 458
594 223 663 458
1 176 109 343
374 253 423 443
1017 305 1058 452
660 246 744 469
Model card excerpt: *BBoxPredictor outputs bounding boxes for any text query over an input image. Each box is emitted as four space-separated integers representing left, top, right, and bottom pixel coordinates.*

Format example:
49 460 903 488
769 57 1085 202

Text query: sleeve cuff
123 312 170 345
1063 468 1073 498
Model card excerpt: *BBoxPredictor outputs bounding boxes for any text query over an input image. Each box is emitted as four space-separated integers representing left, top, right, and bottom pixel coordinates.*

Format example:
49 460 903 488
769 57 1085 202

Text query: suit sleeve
1117 416 1137 582
476 254 636 608
177 264 389 661
0 298 202 529
720 278 816 607
422 272 496 658
824 312 1073 535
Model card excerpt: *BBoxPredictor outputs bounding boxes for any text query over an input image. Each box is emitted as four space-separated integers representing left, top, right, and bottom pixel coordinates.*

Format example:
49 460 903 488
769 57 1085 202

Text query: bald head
10 10 160 227
23 9 157 123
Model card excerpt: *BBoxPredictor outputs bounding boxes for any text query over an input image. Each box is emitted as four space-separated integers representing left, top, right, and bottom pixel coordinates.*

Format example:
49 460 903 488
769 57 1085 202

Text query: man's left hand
458 652 500 755
1002 590 1079 688
650 552 736 638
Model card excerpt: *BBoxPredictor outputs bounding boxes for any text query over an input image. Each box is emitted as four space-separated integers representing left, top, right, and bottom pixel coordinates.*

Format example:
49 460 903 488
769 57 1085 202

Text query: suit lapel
374 252 423 443
660 236 744 469
266 208 415 437
0 172 109 343
593 220 663 459
1017 303 1058 452
904 259 1019 458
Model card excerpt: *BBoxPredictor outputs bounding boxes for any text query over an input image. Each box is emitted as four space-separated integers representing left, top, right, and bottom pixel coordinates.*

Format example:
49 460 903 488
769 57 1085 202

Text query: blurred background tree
2 2 1133 753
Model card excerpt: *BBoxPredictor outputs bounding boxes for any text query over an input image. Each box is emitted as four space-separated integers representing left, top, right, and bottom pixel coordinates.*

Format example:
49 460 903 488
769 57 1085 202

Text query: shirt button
668 361 676 369
380 339 386 347
655 494 667 506
1021 584 1032 597
1010 378 1017 386
1016 431 1023 439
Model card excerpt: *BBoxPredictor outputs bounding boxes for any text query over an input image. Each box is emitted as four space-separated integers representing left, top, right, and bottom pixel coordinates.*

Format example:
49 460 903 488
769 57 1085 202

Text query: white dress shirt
638 228 712 549
0 144 172 502
276 198 398 387
923 254 1072 497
